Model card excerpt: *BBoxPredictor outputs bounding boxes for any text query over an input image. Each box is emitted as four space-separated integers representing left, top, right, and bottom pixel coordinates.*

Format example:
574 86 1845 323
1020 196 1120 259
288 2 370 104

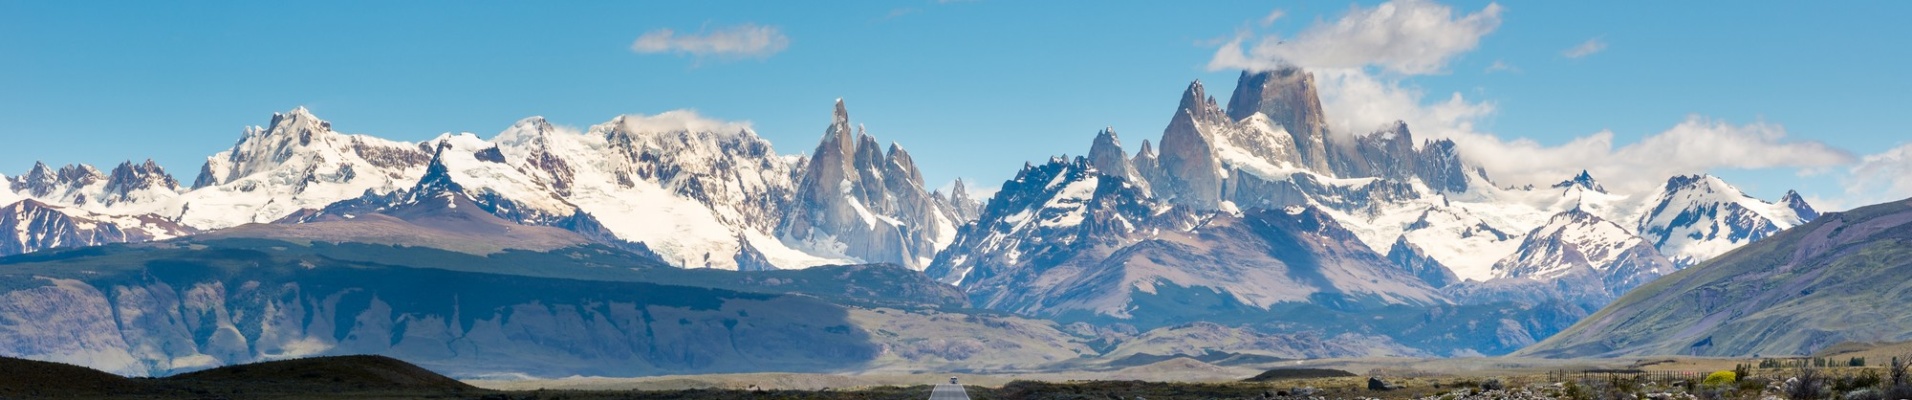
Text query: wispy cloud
882 8 921 20
1320 65 1856 196
1485 59 1519 73
1259 9 1286 27
631 23 789 61
1843 143 1912 206
1209 0 1503 75
1451 115 1852 194
1562 37 1607 59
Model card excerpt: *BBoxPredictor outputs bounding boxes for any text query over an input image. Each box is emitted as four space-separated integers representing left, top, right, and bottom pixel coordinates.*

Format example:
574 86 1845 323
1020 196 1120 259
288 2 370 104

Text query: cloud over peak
631 23 790 61
1209 0 1503 75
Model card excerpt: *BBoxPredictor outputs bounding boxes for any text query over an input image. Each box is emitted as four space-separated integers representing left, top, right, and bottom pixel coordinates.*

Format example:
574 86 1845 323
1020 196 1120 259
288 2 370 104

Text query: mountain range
0 66 1827 376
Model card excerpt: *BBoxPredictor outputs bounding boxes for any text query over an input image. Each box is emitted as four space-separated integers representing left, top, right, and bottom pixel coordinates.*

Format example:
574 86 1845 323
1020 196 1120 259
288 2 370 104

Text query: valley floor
467 354 1906 400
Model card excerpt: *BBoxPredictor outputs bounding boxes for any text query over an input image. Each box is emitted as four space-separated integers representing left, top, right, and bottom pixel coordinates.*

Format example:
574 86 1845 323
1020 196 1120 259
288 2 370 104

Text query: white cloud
1209 0 1503 75
1211 0 1855 198
1448 117 1854 194
631 23 789 60
607 110 755 138
1312 69 1853 195
1315 69 1494 139
1562 38 1607 59
1843 143 1912 205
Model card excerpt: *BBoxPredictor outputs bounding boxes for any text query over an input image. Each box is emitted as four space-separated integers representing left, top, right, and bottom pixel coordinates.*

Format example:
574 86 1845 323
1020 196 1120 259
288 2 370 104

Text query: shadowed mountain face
0 240 884 377
1521 197 1912 358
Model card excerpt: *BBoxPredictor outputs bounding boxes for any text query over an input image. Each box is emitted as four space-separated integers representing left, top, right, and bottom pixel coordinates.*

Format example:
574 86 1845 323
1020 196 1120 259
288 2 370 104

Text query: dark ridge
0 356 144 397
164 355 477 392
1243 367 1359 382
0 354 477 399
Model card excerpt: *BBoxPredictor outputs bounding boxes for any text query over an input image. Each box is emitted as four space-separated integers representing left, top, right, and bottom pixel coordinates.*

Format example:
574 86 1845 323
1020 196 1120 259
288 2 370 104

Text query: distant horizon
5 1 1909 210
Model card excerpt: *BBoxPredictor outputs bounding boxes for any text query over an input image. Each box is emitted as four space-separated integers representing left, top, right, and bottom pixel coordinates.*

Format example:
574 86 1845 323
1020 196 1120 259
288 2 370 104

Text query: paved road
929 383 971 400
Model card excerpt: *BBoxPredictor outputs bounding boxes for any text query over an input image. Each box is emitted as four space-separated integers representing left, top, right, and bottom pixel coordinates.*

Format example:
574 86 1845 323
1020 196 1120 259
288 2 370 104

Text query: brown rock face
1226 67 1331 173
1154 81 1226 210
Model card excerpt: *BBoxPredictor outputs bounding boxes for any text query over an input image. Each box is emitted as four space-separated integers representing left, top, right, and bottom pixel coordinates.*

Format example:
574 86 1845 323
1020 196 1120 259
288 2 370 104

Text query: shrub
1843 388 1883 400
1834 370 1882 393
1705 370 1738 387
1891 356 1909 386
1789 365 1828 400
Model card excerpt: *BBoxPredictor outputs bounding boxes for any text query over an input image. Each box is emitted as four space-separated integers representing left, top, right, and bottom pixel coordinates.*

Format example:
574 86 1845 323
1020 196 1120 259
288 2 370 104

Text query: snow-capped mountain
0 67 1816 315
927 150 1442 321
932 65 1815 327
181 107 435 229
6 160 183 216
0 199 188 256
1635 174 1816 266
1471 208 1675 307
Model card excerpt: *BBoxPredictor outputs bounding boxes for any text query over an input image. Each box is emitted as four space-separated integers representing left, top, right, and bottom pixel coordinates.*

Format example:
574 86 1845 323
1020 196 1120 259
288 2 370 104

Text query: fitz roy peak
930 65 1819 330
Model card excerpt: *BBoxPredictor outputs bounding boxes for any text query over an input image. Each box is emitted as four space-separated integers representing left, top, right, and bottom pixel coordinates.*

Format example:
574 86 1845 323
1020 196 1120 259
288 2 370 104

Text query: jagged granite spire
778 99 956 270
1153 80 1226 210
1086 127 1149 195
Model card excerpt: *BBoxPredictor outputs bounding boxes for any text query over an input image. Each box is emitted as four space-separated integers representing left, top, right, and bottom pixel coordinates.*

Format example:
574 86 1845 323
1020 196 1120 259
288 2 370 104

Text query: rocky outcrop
1386 236 1459 288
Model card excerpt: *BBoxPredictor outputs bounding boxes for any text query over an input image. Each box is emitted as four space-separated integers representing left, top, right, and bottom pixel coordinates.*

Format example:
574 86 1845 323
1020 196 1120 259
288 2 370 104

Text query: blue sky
3 1 1909 209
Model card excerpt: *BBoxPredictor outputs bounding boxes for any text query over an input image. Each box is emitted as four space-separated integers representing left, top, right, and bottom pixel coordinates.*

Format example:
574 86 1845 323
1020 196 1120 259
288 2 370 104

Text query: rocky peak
1414 138 1471 193
939 178 984 222
885 142 925 185
1551 170 1606 193
196 107 346 188
101 160 180 203
1083 127 1128 171
1637 174 1813 266
56 164 105 187
1225 67 1331 172
1487 206 1673 307
1154 81 1228 210
1175 80 1226 124
1346 120 1418 180
12 162 59 197
1780 190 1819 221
